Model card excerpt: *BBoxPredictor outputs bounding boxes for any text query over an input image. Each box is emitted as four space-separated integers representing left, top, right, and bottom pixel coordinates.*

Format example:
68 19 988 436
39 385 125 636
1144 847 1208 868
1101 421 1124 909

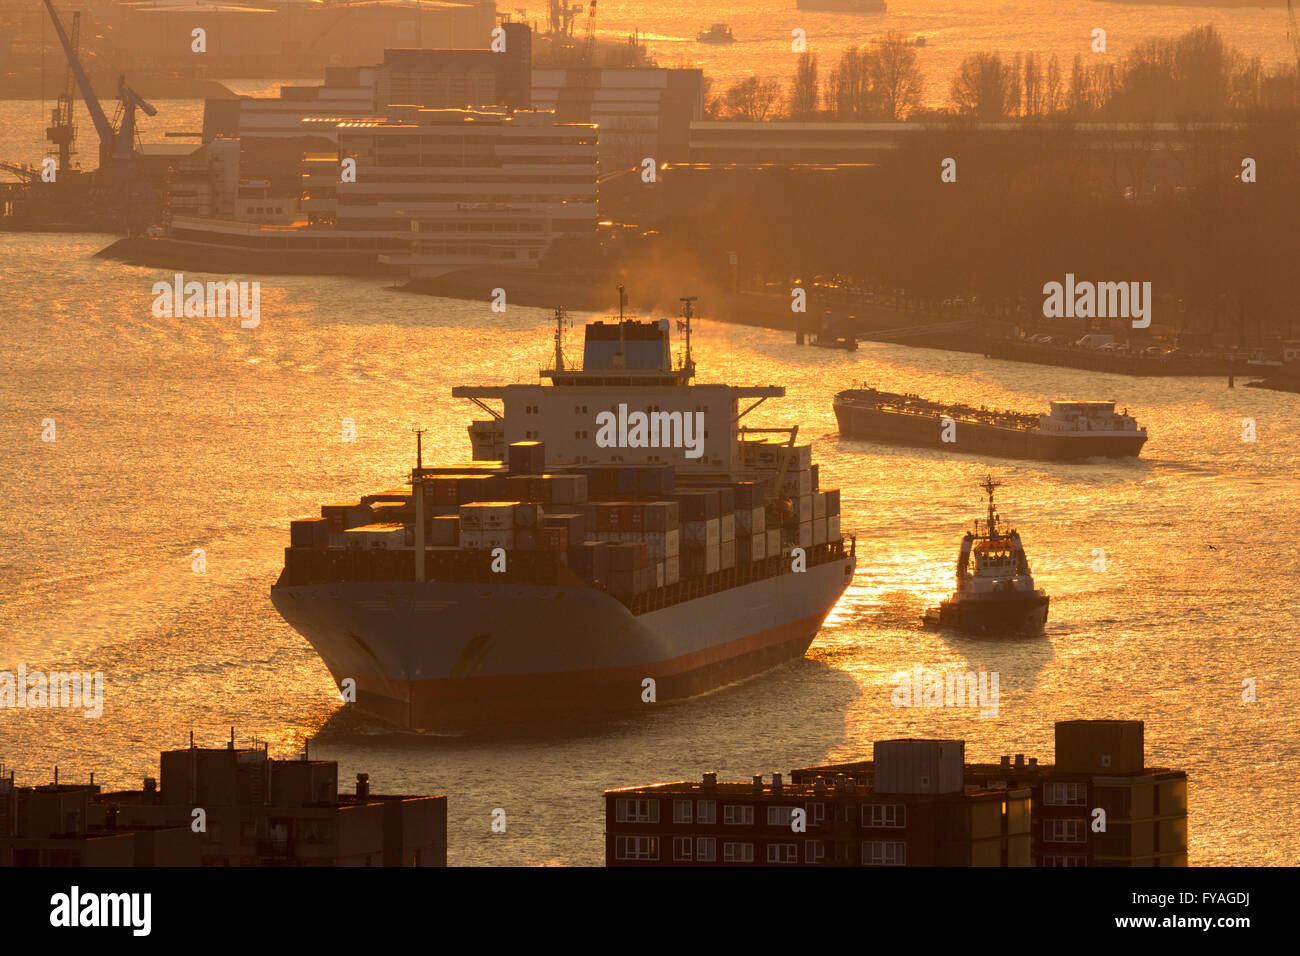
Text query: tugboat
697 23 736 44
923 477 1049 635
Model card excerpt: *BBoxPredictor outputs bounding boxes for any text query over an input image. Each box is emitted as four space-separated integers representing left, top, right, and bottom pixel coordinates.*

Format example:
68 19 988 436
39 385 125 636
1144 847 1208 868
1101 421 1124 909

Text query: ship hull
937 593 1050 635
834 402 1146 460
271 555 854 728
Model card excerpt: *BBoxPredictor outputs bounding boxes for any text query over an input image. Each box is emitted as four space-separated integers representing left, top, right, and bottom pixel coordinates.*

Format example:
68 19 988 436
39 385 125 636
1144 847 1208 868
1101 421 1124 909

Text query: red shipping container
597 503 622 532
622 503 645 531
539 527 568 551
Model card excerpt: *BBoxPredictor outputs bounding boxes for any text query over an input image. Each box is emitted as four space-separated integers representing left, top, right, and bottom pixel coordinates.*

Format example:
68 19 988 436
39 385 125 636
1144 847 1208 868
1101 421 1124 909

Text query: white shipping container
798 520 815 547
828 514 841 541
814 516 828 545
664 555 680 585
343 523 407 549
767 528 781 556
655 561 665 589
483 529 515 550
642 529 680 560
781 469 812 497
793 494 814 523
784 444 813 470
720 513 735 543
459 530 485 549
459 502 516 530
814 492 827 521
720 541 735 570
683 518 720 548
750 534 766 562
735 506 766 535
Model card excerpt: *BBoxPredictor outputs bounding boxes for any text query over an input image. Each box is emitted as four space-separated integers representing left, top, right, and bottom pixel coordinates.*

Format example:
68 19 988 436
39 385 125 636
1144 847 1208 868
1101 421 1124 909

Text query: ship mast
613 284 626 369
679 295 696 377
981 475 1001 538
553 306 567 371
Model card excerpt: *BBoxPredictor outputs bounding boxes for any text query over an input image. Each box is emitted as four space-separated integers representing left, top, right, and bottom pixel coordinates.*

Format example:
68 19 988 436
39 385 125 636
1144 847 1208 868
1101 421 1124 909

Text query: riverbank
97 236 400 277
94 238 1265 379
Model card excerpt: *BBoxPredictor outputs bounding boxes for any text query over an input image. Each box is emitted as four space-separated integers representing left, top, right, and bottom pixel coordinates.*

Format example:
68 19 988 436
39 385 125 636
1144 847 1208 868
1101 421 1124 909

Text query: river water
0 231 1296 865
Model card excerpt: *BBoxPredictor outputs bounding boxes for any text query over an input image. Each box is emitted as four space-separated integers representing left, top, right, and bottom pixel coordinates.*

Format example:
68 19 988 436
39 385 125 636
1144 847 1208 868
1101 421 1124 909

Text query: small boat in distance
697 23 736 44
834 387 1148 460
924 477 1049 635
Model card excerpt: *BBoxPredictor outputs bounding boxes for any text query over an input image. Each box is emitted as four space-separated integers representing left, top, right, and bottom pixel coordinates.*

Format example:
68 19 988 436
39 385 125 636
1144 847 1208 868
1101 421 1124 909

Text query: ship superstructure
271 297 855 728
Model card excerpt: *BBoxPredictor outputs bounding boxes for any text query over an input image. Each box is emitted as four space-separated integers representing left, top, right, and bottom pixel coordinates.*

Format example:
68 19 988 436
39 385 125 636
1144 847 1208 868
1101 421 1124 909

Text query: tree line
709 25 1297 123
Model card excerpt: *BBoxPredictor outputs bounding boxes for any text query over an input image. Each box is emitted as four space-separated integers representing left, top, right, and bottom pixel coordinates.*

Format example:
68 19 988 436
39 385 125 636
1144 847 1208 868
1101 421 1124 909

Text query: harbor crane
44 9 80 174
40 0 157 219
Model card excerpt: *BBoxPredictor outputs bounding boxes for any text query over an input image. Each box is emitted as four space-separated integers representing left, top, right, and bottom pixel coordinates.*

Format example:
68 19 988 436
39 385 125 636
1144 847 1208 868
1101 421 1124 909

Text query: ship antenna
553 306 567 371
414 428 426 471
680 295 697 376
981 475 1001 537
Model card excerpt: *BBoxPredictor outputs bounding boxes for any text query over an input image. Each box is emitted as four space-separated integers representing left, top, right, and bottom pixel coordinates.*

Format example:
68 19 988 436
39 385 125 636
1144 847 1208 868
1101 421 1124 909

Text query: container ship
834 387 1147 461
271 303 855 729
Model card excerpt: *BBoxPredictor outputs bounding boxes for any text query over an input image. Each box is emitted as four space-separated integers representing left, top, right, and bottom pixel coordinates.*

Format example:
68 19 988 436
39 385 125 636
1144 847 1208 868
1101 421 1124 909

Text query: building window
722 842 754 863
723 804 754 825
696 837 716 862
614 835 659 861
1044 782 1086 806
615 798 659 824
864 841 907 866
673 800 693 824
805 839 825 863
766 843 798 864
863 804 906 828
766 806 797 827
1044 819 1086 843
697 800 716 825
672 836 693 861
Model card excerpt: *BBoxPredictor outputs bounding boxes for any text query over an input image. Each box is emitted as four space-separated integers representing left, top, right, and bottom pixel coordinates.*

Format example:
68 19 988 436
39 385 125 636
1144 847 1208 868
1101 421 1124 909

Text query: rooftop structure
607 740 1033 866
0 742 447 867
792 721 1188 866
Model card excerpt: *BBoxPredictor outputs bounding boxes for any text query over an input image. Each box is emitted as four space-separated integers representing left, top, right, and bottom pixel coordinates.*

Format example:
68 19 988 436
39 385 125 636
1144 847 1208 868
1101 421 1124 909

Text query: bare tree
826 47 875 119
950 52 1019 119
788 52 821 119
723 76 784 121
1044 55 1064 114
868 32 925 120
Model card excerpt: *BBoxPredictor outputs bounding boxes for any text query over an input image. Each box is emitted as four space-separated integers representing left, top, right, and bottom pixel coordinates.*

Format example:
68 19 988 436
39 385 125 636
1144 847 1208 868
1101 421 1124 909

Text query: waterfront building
606 739 1032 866
532 66 704 166
0 745 447 867
793 721 1189 866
